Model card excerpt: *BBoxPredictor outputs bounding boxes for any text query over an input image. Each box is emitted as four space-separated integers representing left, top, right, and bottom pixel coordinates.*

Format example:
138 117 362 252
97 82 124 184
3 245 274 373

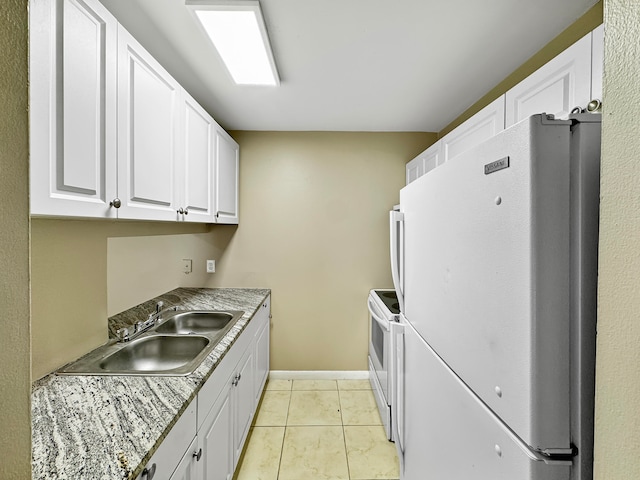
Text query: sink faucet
147 301 178 324
116 301 178 342
146 301 164 324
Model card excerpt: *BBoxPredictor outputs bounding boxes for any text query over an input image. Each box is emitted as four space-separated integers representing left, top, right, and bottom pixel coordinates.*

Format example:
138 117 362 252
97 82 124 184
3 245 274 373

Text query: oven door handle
368 297 391 332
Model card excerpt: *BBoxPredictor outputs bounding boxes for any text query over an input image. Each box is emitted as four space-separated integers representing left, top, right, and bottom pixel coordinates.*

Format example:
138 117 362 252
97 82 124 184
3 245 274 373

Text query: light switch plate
206 259 215 273
182 259 192 274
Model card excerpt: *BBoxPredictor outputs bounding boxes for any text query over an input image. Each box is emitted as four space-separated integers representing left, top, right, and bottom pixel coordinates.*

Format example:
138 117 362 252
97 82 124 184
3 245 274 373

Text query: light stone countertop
31 287 270 480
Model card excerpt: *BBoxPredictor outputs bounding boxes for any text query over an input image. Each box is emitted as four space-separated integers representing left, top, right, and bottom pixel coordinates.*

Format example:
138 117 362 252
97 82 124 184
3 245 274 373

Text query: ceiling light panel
187 0 280 86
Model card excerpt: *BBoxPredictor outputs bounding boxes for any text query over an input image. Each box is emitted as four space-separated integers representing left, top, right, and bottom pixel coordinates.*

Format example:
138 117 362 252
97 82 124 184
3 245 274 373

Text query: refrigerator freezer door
402 321 571 480
400 115 573 450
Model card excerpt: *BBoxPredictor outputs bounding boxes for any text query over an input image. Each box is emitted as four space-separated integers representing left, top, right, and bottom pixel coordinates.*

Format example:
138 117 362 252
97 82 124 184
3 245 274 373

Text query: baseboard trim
269 370 369 380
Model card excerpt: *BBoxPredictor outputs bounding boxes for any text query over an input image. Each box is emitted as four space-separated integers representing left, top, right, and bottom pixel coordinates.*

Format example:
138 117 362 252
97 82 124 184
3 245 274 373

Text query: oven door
368 294 390 396
368 294 392 439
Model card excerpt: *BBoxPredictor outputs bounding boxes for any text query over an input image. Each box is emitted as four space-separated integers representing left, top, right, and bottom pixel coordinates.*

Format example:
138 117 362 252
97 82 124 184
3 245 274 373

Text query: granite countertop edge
31 287 271 480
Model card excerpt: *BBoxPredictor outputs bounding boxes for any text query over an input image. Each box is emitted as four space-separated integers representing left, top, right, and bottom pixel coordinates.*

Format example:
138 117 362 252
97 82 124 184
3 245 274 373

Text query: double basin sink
58 310 244 376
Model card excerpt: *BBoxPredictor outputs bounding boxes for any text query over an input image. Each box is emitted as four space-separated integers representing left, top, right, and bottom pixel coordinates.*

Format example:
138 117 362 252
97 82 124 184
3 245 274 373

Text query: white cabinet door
170 438 199 480
591 24 604 104
198 381 234 480
405 141 442 185
136 403 196 480
117 25 181 221
179 92 215 223
233 347 255 466
254 297 270 405
442 96 505 162
215 127 239 224
30 0 118 218
505 32 592 127
405 157 423 185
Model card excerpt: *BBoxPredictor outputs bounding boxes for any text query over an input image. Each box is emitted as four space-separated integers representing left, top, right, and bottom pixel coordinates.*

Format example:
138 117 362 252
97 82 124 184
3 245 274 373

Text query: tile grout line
276 382 294 480
338 386 354 480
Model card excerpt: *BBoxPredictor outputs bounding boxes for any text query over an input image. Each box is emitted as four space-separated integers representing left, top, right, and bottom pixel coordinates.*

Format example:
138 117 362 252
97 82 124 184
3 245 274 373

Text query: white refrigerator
390 114 600 480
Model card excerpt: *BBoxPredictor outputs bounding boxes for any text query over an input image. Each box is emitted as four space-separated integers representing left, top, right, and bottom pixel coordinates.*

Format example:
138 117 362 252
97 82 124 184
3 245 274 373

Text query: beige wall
31 220 209 379
0 0 31 477
33 132 434 378
203 132 434 370
107 230 235 315
593 1 640 478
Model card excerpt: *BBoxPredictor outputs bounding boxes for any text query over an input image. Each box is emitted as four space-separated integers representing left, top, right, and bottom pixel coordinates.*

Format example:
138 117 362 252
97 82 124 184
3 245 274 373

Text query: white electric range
368 288 400 441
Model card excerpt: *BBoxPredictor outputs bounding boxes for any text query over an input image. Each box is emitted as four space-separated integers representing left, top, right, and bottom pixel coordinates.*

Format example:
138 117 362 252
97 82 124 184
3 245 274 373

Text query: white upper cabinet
406 141 442 185
441 96 505 163
407 26 602 185
179 92 216 223
406 157 422 185
505 32 592 127
117 25 181 221
591 24 604 104
215 127 240 224
30 3 239 224
30 0 118 218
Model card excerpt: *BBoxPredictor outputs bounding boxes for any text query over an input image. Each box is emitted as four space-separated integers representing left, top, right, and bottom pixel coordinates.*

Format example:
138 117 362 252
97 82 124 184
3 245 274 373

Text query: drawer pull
193 448 202 461
142 463 156 479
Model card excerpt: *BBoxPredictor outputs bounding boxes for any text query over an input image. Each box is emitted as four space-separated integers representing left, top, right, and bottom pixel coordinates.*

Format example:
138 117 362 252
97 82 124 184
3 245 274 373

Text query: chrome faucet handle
155 301 164 314
116 327 131 342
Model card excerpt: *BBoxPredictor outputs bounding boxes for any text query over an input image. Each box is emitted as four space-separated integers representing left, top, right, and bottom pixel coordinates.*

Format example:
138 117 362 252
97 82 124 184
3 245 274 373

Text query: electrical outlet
182 259 192 274
206 259 215 273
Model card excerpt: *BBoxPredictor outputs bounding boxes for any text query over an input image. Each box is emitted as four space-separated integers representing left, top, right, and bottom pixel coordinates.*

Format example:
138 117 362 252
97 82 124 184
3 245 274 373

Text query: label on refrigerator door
484 156 510 175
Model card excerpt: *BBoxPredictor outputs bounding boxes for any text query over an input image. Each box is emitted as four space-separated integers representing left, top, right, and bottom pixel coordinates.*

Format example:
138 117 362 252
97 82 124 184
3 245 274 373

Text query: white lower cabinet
136 296 270 480
233 347 255 466
197 378 234 480
253 299 271 405
136 403 197 480
170 438 199 480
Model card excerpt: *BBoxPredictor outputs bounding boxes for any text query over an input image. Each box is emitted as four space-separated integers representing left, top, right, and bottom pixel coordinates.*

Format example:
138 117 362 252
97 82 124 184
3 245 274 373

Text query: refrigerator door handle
390 210 405 312
368 296 391 332
390 319 405 467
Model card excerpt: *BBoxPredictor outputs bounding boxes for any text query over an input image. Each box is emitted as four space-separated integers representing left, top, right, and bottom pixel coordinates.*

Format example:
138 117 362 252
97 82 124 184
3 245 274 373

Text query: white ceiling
100 0 598 132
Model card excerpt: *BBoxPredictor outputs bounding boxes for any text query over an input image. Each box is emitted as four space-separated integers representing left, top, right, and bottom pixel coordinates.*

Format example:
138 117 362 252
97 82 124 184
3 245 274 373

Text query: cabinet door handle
142 463 156 479
587 98 602 112
177 207 184 215
110 198 121 209
184 208 189 215
232 373 241 386
193 448 202 461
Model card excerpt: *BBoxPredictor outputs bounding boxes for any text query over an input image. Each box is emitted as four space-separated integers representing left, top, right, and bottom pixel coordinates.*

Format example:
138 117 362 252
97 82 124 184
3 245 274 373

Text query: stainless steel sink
155 310 241 335
98 335 210 373
57 309 244 376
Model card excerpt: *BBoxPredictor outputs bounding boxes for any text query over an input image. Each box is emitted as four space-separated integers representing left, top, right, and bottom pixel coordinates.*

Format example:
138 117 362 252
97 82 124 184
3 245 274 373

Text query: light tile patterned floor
234 378 400 480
